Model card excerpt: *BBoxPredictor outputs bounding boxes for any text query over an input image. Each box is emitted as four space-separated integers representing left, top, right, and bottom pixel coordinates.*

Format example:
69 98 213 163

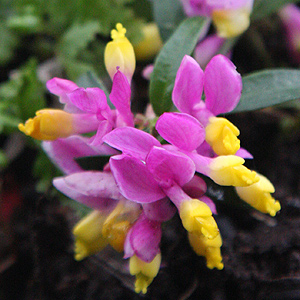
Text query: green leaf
59 21 101 59
152 0 185 42
232 69 300 113
15 58 47 121
252 0 299 20
149 16 209 116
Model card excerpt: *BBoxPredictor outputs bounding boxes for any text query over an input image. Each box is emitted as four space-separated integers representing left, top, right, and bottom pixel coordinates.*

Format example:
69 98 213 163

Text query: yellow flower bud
188 231 224 270
102 201 140 252
18 109 74 140
73 211 109 261
134 23 163 61
209 155 259 187
180 199 219 239
205 117 240 155
129 253 161 294
212 7 251 38
235 173 281 217
104 23 136 82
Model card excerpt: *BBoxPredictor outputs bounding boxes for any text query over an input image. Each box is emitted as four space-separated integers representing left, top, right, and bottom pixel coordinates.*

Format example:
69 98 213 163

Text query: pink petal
172 55 204 114
205 0 254 10
182 175 207 198
110 70 134 127
142 198 176 222
156 112 205 151
68 87 111 118
236 147 253 159
46 77 79 104
194 34 228 69
110 155 165 203
53 171 120 210
103 127 161 161
146 147 195 188
89 120 113 147
124 213 161 262
42 136 110 174
204 54 242 115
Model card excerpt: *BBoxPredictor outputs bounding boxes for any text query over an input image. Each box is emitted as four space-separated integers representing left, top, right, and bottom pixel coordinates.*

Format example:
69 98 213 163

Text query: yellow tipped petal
205 117 240 155
235 173 281 217
73 211 109 261
212 7 251 38
209 155 259 187
188 232 224 270
129 254 161 294
134 23 163 61
104 23 136 82
102 201 140 252
18 109 74 140
180 199 219 240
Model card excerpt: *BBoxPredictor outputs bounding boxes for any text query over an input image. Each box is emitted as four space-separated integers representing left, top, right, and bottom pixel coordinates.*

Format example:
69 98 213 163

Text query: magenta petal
103 127 161 161
42 136 102 174
156 112 205 151
143 198 176 222
110 70 134 127
146 147 195 187
204 54 242 115
46 77 78 103
125 213 161 262
68 87 111 117
182 175 207 198
110 155 165 203
236 147 253 159
172 55 204 114
89 120 113 147
53 171 120 210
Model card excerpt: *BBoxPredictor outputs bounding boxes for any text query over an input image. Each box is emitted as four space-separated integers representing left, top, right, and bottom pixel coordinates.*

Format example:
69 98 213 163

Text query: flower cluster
18 23 280 294
181 0 254 38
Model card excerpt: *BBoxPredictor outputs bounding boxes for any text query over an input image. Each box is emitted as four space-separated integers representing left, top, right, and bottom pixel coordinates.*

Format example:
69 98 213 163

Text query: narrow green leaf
232 69 300 113
252 0 299 20
152 0 185 42
149 16 209 116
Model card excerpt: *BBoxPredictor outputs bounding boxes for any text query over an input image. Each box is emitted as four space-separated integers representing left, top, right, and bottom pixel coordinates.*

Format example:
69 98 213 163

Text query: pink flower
173 54 242 125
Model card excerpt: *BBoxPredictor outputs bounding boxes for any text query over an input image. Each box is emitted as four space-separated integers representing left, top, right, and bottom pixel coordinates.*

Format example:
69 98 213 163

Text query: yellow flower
235 173 281 217
73 202 140 260
212 7 252 38
188 231 224 270
129 253 161 294
102 201 140 252
133 23 163 61
18 109 74 140
73 211 109 261
180 199 219 240
209 155 259 187
205 117 240 155
104 23 136 82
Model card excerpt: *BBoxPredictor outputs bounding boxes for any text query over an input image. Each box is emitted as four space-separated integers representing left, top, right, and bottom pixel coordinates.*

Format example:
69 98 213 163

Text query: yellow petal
104 23 136 82
180 199 219 239
205 117 240 155
209 155 259 187
212 7 251 38
236 173 281 216
73 211 108 261
18 109 74 140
